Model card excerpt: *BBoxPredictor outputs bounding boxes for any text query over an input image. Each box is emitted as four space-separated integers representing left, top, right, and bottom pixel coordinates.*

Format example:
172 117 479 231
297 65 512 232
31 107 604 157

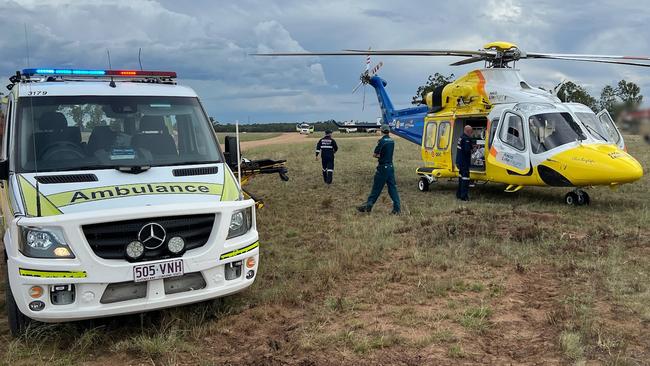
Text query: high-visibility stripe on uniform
220 241 259 260
19 268 87 278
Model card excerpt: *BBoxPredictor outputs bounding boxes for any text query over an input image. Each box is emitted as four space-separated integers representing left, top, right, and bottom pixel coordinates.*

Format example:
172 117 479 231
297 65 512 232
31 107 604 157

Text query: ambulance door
490 110 531 175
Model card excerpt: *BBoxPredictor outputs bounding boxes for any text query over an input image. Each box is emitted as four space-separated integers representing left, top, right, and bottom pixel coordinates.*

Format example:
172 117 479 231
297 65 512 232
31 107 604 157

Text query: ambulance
0 68 259 335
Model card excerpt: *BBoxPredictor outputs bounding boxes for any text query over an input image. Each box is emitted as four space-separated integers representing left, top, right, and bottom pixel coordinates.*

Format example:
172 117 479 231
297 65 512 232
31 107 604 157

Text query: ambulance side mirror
223 136 241 169
0 160 8 181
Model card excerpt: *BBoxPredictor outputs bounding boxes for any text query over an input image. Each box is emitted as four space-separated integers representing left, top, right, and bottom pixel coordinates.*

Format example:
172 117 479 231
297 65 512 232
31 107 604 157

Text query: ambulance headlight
227 208 252 239
19 227 75 259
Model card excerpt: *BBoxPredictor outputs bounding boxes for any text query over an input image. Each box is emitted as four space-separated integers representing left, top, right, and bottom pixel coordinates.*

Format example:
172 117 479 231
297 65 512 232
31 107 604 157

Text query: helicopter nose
542 144 644 186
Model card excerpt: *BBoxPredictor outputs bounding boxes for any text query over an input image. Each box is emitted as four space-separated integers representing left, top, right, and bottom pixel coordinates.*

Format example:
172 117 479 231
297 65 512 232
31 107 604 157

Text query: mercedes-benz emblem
138 223 167 250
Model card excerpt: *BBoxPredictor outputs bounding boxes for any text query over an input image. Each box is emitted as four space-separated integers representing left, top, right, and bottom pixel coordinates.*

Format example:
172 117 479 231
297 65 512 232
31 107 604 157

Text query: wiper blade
583 123 608 142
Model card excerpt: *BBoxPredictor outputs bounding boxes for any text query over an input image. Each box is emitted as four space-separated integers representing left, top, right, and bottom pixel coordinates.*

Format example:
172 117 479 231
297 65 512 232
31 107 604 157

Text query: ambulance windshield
16 96 221 173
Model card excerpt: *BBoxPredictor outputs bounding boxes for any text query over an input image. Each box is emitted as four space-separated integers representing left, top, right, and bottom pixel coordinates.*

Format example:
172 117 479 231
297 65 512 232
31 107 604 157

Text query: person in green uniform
357 124 401 214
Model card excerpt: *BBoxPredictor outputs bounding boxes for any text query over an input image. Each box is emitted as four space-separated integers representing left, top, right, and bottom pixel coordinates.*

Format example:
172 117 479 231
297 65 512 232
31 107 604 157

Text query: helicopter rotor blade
344 49 495 57
449 56 486 66
352 80 363 93
528 56 650 67
362 84 366 111
369 61 383 76
525 52 650 62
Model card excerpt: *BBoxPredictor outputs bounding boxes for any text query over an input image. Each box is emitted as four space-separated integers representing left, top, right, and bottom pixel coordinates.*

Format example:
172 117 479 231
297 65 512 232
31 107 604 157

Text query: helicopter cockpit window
527 112 585 154
574 112 620 144
500 113 525 151
424 122 437 149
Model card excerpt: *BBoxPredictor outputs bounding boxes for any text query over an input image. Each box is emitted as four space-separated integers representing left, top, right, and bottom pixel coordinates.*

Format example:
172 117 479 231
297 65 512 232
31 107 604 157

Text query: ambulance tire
5 264 32 337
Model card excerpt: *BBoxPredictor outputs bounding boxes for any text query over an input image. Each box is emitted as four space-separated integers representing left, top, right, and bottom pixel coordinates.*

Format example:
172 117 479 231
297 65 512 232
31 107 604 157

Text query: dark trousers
366 165 400 211
321 157 334 184
457 166 470 200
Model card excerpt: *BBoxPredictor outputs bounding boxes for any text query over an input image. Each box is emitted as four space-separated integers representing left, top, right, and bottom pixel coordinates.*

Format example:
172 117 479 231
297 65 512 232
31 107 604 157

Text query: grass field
215 132 281 142
1 136 649 365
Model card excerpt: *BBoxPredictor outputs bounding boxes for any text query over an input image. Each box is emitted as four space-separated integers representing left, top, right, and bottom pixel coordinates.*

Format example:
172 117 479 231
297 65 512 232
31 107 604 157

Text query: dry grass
1 135 649 365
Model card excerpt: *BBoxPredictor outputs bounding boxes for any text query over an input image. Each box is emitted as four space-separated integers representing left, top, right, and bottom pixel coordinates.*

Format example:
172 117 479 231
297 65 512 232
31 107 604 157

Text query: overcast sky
1 0 648 123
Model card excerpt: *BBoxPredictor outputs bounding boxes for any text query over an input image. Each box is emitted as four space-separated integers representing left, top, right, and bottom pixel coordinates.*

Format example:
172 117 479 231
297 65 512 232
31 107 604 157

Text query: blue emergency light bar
22 68 177 78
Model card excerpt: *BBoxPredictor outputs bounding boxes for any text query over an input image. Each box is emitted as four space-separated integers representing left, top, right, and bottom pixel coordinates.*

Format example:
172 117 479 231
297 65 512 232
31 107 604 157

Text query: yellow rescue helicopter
256 42 647 205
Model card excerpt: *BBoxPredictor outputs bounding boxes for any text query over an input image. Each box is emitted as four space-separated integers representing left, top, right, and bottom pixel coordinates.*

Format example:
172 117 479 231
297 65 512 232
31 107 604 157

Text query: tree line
412 73 644 120
212 120 338 133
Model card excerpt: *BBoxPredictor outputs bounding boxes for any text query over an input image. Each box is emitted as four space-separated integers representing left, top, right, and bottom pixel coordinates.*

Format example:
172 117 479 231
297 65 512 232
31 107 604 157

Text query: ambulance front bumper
5 200 259 322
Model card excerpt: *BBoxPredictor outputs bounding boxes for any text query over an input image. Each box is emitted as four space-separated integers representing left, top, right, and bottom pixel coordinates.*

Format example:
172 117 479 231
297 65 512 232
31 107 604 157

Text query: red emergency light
106 70 177 78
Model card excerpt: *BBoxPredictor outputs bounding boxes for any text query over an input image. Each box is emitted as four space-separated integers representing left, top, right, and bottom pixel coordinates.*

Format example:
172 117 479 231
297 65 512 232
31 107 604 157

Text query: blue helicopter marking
368 76 427 146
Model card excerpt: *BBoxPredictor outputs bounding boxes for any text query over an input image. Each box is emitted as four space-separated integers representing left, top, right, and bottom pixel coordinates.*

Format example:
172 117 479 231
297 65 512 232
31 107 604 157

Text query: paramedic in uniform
357 124 401 214
456 125 475 201
315 130 338 184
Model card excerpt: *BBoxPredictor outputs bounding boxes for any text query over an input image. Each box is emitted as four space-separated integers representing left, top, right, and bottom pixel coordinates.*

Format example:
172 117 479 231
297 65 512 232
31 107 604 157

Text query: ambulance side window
500 113 525 151
437 122 450 149
424 122 437 149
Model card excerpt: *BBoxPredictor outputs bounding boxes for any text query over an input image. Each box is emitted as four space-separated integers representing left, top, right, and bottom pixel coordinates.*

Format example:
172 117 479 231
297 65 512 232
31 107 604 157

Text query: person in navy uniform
315 130 338 184
357 124 401 214
456 125 475 201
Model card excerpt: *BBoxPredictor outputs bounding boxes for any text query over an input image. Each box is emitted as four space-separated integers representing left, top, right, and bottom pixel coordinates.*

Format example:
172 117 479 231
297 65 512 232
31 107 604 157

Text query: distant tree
599 80 644 119
411 73 455 105
556 81 598 111
599 85 617 114
615 79 643 111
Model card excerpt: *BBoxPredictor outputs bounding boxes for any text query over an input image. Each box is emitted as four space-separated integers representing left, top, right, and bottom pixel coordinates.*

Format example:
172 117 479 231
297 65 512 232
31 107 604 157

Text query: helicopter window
597 112 621 144
500 113 525 151
527 112 585 154
574 112 620 143
488 118 499 149
437 122 450 149
424 122 437 149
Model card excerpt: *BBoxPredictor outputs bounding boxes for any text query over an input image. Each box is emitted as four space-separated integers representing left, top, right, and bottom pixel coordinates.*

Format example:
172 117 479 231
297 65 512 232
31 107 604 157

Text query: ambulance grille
82 214 216 260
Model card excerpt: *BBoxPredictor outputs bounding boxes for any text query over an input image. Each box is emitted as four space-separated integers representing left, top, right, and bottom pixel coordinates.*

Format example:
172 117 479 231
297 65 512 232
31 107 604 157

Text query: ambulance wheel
5 264 32 337
564 192 579 206
418 177 430 192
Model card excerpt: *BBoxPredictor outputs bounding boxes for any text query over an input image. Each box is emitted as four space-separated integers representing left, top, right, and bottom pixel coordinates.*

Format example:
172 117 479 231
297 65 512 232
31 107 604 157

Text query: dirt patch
240 133 310 151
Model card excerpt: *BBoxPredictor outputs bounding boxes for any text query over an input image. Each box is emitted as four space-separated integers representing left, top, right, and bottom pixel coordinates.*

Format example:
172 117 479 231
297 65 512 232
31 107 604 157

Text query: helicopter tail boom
367 75 427 145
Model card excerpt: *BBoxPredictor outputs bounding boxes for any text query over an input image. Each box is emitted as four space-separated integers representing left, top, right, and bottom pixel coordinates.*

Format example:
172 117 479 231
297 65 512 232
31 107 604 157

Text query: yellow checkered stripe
19 268 87 278
220 242 259 260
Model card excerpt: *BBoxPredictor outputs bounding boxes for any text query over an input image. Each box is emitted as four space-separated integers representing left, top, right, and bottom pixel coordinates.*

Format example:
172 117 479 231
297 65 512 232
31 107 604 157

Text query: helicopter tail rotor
352 49 384 111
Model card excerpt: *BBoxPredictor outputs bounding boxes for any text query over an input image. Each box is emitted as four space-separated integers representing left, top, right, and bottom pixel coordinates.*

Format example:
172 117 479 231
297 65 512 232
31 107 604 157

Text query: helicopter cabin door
595 109 625 150
489 110 531 175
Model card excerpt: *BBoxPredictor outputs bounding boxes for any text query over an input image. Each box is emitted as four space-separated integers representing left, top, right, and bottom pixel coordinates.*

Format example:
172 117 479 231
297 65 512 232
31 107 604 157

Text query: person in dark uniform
456 125 475 201
357 124 401 214
315 130 338 184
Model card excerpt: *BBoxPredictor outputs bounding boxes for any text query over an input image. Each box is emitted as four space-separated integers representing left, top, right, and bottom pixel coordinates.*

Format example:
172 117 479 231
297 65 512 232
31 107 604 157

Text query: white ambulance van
0 68 259 335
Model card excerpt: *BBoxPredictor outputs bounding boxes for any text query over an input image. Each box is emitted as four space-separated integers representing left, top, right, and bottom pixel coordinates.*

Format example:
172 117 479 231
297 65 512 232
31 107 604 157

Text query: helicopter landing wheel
565 192 578 206
565 190 589 206
418 177 430 192
576 189 590 205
